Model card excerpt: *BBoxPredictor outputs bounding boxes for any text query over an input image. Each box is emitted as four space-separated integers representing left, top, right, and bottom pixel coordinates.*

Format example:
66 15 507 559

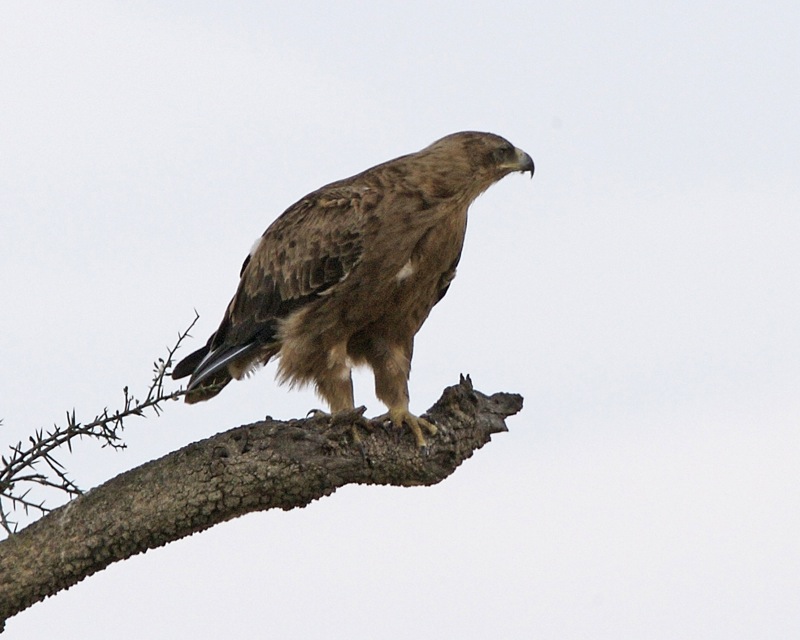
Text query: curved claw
378 408 437 448
306 408 330 419
309 407 370 446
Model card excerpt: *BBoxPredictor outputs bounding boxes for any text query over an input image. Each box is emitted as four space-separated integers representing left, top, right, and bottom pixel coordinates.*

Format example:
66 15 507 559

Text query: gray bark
0 376 522 630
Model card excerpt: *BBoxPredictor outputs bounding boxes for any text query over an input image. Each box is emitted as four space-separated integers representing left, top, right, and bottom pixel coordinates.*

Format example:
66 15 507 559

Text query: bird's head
419 131 534 199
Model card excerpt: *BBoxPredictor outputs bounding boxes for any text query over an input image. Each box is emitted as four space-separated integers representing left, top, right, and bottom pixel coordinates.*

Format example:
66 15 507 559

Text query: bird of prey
172 131 534 447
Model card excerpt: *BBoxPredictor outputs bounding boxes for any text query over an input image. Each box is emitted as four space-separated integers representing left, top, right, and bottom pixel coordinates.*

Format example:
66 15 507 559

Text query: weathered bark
0 376 522 630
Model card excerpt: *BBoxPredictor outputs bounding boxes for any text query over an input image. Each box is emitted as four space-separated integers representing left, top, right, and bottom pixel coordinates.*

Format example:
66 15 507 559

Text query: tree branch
0 313 200 534
0 376 522 630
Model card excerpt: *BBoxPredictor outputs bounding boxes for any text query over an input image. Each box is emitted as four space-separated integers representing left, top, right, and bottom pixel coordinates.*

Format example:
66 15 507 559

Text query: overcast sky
2 2 799 638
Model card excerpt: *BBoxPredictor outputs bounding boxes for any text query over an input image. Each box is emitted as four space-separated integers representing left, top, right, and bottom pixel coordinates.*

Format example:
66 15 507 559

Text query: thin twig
0 313 200 535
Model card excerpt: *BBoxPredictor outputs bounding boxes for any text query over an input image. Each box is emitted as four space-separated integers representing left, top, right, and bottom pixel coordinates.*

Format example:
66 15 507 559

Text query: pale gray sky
2 2 799 638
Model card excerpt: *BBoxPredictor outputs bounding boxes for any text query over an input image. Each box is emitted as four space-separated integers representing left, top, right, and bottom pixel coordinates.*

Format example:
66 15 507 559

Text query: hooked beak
514 147 535 178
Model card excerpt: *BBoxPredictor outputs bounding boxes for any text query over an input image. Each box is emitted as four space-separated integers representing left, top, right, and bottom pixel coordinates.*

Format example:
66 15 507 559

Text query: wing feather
208 185 372 353
434 254 461 306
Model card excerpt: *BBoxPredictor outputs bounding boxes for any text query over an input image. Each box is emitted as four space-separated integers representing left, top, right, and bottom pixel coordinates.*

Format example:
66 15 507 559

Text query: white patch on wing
248 235 263 257
395 260 415 282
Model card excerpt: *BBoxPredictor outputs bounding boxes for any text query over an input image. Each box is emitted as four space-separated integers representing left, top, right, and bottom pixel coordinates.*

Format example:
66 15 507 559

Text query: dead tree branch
0 376 522 631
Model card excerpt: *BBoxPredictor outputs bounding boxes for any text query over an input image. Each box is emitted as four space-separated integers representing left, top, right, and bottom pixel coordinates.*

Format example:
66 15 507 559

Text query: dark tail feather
172 345 210 380
173 342 259 404
184 369 233 404
172 343 230 403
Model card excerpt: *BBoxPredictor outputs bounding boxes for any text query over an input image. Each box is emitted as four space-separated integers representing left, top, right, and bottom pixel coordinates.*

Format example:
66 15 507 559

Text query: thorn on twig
0 313 201 536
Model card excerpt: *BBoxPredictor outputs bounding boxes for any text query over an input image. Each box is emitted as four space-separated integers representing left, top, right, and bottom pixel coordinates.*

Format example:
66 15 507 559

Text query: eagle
172 131 534 447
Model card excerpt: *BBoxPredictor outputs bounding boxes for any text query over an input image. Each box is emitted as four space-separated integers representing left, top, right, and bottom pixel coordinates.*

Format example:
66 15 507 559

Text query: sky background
1 2 799 638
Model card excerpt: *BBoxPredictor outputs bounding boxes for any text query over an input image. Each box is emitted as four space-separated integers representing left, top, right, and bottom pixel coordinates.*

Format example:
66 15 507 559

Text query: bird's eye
492 145 514 164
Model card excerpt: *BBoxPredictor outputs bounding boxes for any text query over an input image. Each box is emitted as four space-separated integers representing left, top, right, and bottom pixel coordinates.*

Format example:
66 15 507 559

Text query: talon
378 408 437 448
309 407 370 449
306 408 330 419
331 409 370 447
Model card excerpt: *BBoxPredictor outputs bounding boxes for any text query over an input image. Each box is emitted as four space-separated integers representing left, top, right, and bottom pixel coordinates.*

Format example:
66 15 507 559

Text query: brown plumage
172 131 534 447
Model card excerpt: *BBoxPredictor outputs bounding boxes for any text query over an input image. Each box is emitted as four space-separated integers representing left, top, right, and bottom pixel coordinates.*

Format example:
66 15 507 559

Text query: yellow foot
376 408 437 448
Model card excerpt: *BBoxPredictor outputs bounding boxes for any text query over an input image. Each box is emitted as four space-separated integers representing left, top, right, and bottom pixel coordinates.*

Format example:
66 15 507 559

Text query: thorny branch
0 313 200 535
0 375 523 630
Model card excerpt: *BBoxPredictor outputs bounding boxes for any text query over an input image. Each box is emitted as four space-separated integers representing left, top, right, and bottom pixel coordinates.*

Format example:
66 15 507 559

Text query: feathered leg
367 340 436 448
315 368 355 413
314 362 371 445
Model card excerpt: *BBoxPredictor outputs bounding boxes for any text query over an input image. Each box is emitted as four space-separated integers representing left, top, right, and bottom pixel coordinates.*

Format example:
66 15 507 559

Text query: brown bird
172 131 534 447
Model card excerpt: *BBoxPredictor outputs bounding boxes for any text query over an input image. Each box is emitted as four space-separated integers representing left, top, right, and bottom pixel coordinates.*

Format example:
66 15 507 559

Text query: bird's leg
315 344 355 413
315 366 371 444
370 343 437 448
